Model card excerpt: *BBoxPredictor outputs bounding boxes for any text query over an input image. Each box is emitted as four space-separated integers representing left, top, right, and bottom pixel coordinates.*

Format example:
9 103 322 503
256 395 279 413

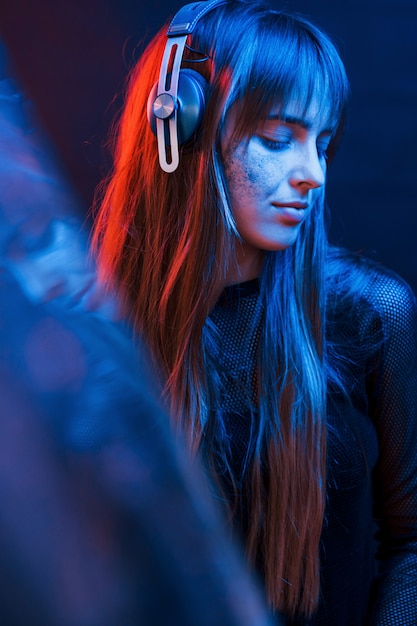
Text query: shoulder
326 247 417 345
327 247 416 313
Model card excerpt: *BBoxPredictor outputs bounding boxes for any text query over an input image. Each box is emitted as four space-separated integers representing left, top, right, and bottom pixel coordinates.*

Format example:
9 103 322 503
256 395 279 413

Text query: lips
272 202 309 224
272 201 308 210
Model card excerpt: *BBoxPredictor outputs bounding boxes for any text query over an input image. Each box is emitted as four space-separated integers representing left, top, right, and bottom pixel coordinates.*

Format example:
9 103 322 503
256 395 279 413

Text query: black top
208 258 417 625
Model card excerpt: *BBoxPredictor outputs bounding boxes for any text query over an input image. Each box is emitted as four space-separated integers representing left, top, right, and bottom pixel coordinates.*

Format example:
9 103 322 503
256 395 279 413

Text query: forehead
272 95 335 134
222 65 342 146
263 61 338 128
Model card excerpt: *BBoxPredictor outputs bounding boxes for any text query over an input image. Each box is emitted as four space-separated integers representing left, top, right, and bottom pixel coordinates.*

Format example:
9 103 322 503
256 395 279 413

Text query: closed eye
317 145 329 160
258 137 290 151
317 135 332 161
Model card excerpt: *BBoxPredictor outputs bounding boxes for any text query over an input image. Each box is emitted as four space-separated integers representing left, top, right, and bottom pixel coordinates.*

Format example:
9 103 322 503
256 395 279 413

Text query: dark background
1 0 416 292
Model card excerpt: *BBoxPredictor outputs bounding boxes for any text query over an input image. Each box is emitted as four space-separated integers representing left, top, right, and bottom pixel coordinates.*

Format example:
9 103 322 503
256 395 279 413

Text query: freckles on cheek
247 147 281 189
224 152 250 197
227 145 259 184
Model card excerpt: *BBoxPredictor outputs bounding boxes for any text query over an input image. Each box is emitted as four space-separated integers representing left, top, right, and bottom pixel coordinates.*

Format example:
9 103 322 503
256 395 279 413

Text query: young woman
92 1 417 623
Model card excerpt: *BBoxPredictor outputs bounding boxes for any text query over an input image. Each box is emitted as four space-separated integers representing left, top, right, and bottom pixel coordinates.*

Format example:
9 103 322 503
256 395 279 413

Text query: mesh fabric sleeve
365 271 417 625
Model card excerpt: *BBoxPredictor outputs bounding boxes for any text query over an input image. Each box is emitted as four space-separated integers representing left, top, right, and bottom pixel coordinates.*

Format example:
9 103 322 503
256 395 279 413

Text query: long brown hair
92 0 349 618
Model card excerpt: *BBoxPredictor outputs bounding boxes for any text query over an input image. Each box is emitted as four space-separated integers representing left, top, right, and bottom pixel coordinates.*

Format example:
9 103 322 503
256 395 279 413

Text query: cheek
223 147 250 197
224 144 281 203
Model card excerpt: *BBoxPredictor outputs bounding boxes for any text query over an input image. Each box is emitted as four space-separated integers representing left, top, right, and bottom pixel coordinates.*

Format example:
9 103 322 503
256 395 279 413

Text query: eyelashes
258 138 289 151
317 146 329 161
258 136 330 161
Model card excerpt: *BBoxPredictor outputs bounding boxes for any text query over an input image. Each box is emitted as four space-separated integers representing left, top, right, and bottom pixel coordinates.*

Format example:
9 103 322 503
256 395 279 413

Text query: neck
225 242 264 286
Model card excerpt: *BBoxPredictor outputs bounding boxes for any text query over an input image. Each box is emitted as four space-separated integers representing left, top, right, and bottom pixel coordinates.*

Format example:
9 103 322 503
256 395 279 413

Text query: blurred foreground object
0 269 273 626
0 39 113 315
0 39 274 626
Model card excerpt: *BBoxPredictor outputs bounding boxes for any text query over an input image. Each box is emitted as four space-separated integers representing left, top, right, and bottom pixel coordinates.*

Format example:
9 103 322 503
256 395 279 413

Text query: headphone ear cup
176 68 208 144
147 68 209 145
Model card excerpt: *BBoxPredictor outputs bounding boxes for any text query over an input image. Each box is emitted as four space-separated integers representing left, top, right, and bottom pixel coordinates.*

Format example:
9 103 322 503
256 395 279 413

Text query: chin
264 238 298 252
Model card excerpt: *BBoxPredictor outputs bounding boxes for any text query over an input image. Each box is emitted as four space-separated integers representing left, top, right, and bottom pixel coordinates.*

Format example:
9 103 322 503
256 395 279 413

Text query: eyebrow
267 113 334 135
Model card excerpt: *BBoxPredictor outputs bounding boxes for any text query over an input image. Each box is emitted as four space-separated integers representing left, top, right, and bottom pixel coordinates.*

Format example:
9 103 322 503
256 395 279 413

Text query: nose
289 142 326 194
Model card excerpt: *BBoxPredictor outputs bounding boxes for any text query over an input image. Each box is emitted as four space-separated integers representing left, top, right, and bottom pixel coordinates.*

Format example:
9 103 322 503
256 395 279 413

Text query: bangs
221 11 349 141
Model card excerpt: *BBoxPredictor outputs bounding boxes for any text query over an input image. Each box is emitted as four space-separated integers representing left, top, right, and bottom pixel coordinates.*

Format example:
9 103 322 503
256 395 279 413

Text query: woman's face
221 97 334 282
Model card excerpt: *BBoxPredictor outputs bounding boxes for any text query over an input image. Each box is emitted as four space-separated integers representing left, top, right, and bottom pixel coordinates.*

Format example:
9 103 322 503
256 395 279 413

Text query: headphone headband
167 0 227 36
151 0 227 172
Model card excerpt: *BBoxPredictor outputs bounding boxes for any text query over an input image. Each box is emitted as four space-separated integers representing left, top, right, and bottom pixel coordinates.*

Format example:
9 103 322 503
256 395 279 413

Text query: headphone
147 0 227 173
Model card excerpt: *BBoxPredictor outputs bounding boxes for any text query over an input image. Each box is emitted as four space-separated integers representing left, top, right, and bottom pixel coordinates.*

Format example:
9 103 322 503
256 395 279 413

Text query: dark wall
1 0 416 291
